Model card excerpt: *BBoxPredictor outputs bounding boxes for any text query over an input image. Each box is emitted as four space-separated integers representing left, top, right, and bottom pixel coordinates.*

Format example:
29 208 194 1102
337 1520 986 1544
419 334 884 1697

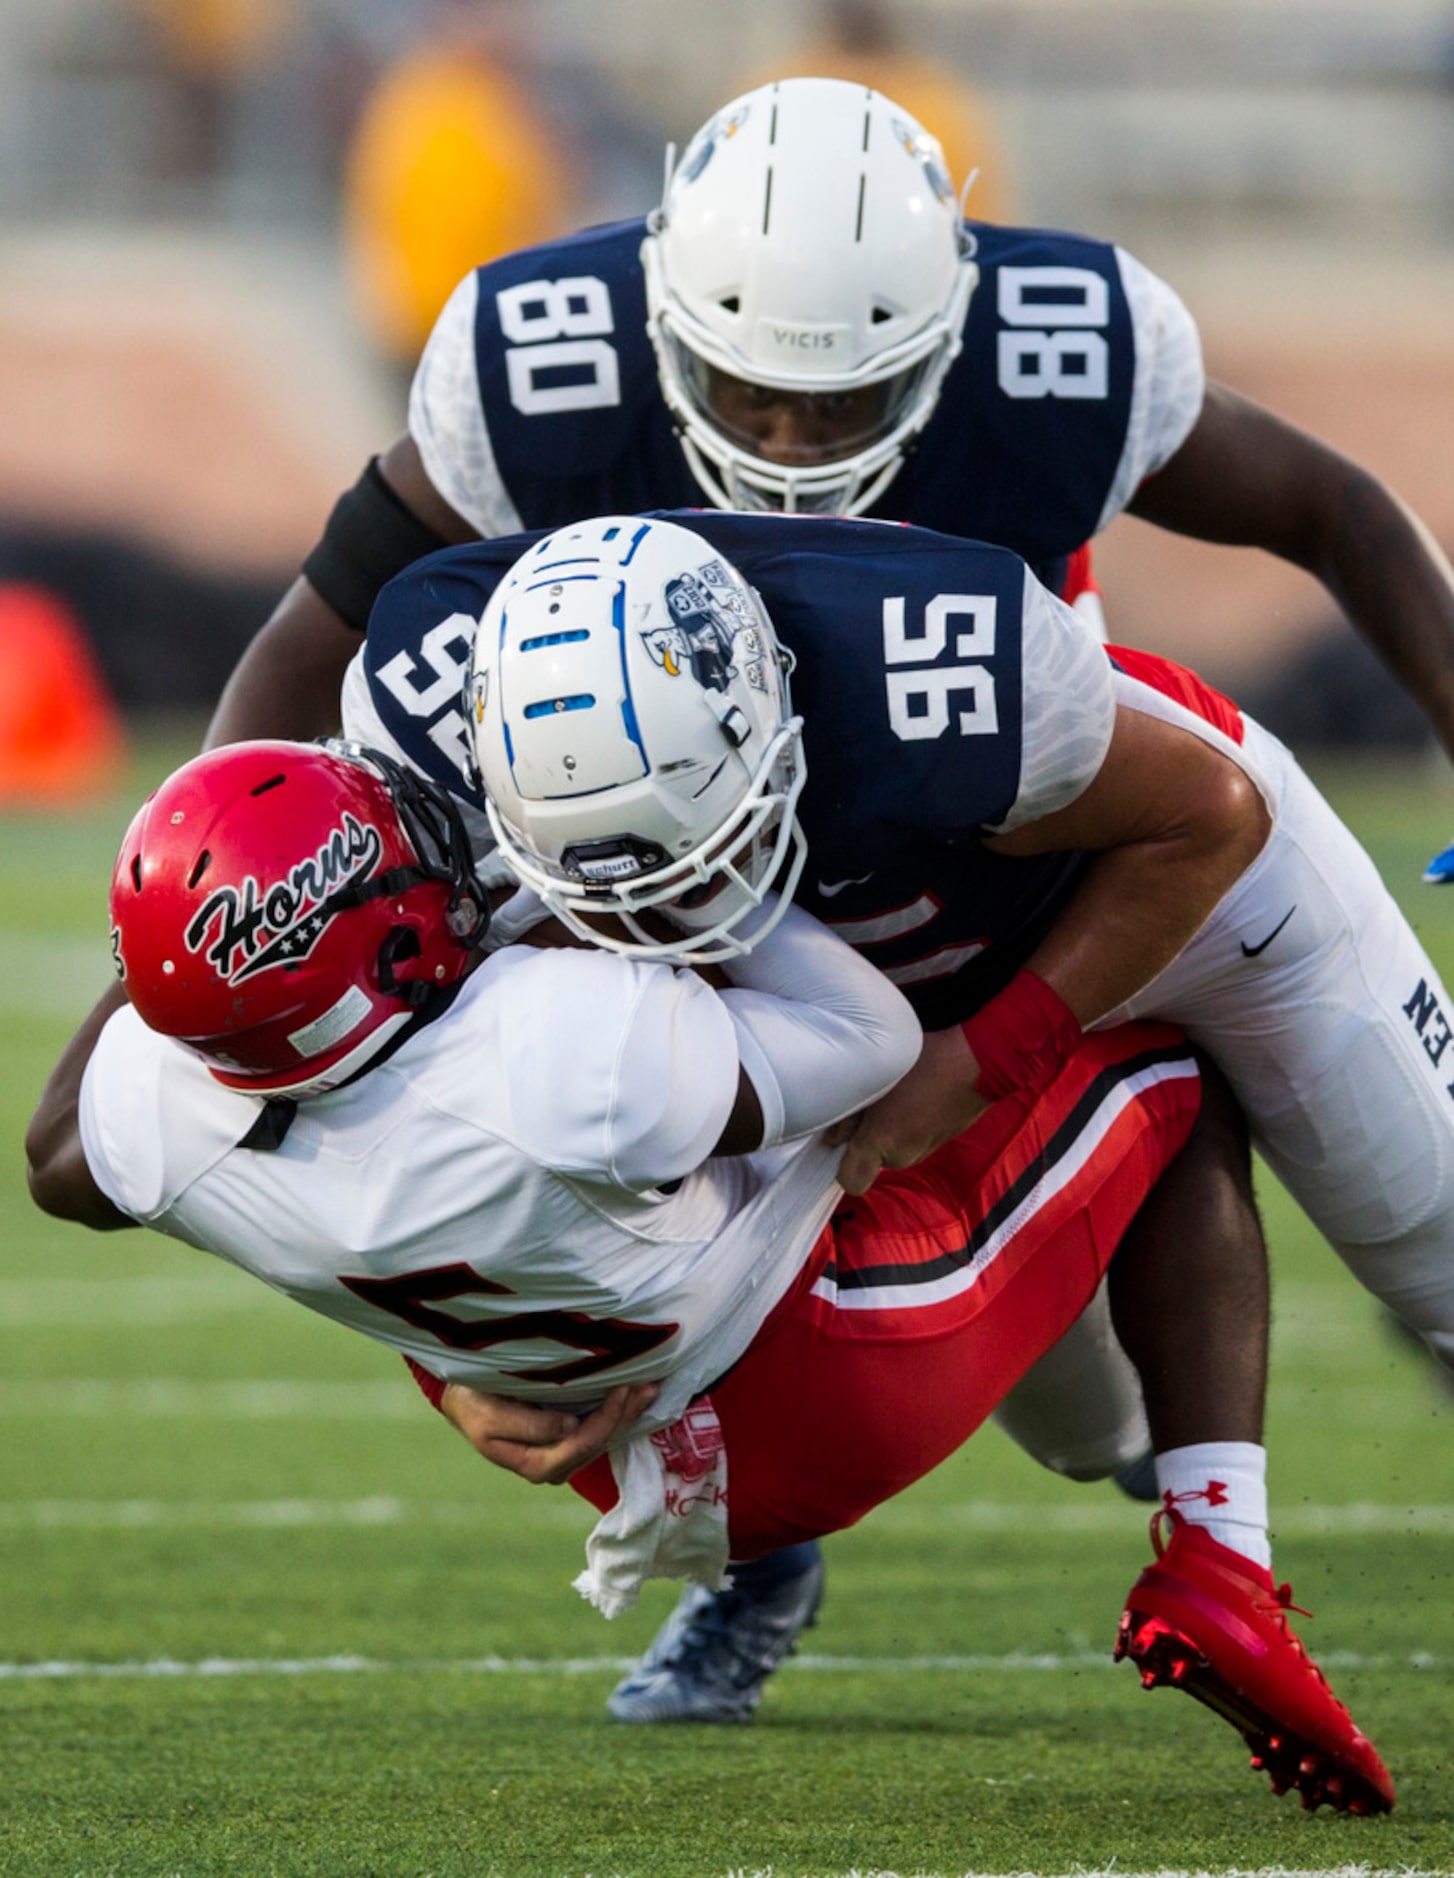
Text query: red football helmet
109 740 489 1096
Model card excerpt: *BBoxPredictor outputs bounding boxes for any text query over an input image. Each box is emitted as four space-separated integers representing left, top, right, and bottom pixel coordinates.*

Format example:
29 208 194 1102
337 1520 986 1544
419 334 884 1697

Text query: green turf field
2 729 1452 1877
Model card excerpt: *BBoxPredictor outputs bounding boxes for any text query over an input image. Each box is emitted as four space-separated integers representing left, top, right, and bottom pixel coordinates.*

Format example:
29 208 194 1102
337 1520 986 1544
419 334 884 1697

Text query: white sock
1155 1440 1270 1572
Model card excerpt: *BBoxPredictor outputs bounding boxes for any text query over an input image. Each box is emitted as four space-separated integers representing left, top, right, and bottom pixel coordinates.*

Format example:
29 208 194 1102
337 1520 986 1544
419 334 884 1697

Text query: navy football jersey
358 512 1115 1027
409 218 1202 594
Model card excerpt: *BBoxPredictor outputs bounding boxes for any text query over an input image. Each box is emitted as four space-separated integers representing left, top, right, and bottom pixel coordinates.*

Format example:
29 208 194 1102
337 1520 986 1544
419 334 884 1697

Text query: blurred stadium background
4 7 1454 1869
1 0 1452 769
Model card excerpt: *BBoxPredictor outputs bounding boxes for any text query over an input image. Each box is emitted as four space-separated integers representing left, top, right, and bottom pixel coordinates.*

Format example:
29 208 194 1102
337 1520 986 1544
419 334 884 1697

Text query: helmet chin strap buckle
445 892 485 939
707 693 751 748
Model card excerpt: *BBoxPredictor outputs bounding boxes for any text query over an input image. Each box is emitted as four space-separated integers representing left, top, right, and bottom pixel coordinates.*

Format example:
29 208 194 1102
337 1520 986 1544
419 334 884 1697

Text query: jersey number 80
996 266 1109 401
498 276 622 416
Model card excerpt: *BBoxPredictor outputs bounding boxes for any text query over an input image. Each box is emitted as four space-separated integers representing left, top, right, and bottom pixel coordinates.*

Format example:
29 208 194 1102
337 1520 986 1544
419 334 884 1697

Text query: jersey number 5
340 1262 677 1385
882 594 998 741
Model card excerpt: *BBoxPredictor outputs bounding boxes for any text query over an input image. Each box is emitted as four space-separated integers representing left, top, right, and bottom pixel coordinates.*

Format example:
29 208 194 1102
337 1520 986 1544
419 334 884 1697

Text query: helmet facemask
487 711 807 961
321 741 492 972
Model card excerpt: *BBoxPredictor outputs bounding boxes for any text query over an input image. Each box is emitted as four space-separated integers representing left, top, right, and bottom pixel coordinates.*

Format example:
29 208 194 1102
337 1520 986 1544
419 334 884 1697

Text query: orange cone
0 584 128 804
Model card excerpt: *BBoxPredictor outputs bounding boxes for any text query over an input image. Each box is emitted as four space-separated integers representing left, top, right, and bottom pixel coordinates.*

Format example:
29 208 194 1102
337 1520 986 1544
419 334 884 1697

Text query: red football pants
572 1022 1199 1557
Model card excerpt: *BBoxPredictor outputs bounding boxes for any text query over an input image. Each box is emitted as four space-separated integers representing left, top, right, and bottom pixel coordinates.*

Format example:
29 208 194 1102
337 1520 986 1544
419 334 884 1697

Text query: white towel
573 1398 731 1618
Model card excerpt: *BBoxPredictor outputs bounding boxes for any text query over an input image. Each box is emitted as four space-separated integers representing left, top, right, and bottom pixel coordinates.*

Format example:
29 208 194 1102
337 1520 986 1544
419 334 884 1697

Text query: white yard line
0 1496 1452 1536
870 1499 1454 1535
7 1370 1433 1432
0 1652 1446 1683
8 1373 1422 1431
0 1495 1451 1536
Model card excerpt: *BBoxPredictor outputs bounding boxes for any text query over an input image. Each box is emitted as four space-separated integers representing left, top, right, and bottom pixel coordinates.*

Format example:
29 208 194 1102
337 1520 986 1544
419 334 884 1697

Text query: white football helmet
642 77 979 515
468 516 807 963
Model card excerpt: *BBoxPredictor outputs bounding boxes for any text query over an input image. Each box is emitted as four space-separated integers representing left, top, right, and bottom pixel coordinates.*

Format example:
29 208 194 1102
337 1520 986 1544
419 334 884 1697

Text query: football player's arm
25 983 135 1230
836 704 1269 1194
1128 381 1454 766
203 437 478 749
434 1380 662 1486
711 902 922 1151
985 702 1271 1006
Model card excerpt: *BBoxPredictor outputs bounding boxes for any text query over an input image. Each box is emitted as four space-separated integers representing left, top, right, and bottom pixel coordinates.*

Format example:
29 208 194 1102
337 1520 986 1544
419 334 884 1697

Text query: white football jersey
79 944 846 1426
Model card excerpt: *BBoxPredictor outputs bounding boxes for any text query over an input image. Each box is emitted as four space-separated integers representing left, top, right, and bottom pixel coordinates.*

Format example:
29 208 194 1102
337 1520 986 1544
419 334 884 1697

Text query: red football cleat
1115 1508 1396 1815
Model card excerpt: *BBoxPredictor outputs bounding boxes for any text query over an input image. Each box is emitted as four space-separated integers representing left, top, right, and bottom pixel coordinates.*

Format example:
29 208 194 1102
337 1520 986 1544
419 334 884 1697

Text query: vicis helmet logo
183 812 383 984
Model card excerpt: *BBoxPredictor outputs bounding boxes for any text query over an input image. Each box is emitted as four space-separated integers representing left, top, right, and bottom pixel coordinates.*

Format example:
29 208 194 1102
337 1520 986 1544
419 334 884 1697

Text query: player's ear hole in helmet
108 739 490 1098
468 515 807 964
641 76 979 516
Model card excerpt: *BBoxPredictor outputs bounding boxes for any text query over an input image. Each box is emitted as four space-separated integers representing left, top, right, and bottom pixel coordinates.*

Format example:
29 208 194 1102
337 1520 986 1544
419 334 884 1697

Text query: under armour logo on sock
1163 1481 1229 1510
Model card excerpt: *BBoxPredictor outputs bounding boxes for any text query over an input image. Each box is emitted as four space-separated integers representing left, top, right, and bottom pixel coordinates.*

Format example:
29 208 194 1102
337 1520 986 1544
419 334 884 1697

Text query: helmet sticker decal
890 117 954 204
287 983 374 1058
641 564 767 694
677 105 749 188
184 813 383 984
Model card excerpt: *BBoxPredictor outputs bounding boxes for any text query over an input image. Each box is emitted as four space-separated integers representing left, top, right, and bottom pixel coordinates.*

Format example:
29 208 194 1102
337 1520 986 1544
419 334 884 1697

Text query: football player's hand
830 1026 988 1196
438 1381 659 1485
1424 839 1454 884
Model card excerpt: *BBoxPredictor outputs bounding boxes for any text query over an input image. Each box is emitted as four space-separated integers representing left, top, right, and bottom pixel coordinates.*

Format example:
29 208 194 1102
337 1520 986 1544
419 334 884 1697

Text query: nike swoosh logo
816 873 874 899
1240 906 1296 958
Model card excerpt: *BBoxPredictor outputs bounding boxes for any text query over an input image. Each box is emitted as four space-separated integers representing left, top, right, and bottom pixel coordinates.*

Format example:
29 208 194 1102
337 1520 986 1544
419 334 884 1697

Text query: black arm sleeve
301 458 453 632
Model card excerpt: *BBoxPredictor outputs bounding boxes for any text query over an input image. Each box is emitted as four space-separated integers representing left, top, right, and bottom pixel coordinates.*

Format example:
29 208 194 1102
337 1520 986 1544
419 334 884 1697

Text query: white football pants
996 714 1454 1477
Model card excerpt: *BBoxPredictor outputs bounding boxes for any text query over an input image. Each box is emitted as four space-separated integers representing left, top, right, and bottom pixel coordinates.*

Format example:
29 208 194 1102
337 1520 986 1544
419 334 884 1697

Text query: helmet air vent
187 850 212 890
519 629 588 652
523 694 595 718
250 774 286 798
